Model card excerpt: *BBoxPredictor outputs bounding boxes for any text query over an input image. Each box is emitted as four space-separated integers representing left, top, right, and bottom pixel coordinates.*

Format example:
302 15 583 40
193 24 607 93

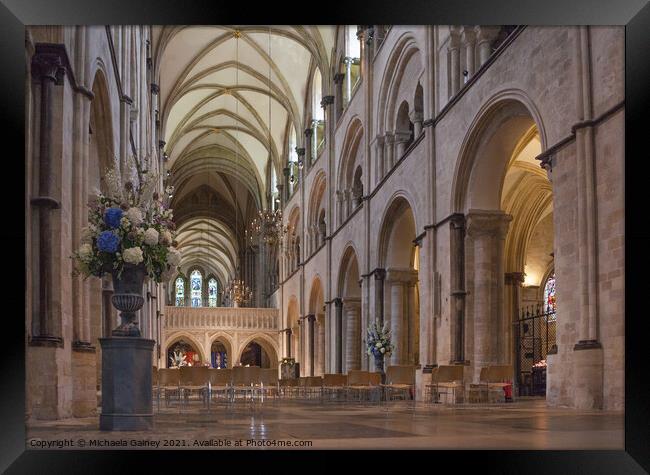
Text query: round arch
377 193 418 269
451 89 548 214
208 331 234 367
237 333 280 368
163 332 207 367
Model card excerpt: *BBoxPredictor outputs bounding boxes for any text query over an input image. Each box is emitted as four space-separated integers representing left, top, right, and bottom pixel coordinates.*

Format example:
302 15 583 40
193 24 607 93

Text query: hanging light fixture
226 28 253 307
248 27 288 248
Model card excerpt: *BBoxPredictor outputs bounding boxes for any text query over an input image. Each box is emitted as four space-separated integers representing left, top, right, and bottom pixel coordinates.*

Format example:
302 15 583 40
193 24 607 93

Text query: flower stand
99 337 155 431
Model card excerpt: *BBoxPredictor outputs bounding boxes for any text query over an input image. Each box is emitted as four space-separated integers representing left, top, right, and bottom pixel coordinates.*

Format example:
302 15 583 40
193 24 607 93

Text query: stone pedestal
99 337 155 431
572 343 604 409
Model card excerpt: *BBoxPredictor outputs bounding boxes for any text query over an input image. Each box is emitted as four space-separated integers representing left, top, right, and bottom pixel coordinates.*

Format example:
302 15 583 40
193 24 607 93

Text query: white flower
136 227 145 237
144 228 159 246
380 347 385 354
120 216 131 229
375 342 381 348
160 229 172 245
167 248 181 266
125 207 143 226
122 247 144 265
80 227 94 244
78 243 93 261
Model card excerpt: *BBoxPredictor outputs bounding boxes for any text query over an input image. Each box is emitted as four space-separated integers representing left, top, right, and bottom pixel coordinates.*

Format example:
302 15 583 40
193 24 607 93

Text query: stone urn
110 263 146 337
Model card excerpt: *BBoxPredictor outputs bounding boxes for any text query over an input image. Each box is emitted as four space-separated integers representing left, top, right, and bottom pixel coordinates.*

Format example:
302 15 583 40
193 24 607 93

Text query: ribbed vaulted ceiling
154 25 335 282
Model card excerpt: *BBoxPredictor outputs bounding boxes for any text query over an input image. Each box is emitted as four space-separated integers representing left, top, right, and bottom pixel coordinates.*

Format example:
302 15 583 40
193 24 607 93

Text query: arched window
543 272 556 319
175 277 185 307
190 270 203 307
311 68 325 161
208 278 218 307
342 25 361 107
288 125 298 196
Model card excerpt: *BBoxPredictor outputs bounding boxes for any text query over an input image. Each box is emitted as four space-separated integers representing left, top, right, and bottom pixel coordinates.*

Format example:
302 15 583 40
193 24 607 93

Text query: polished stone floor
26 398 624 450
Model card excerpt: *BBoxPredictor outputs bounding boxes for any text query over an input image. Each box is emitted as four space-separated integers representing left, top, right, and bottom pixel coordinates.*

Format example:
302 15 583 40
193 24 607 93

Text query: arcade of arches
25 25 624 424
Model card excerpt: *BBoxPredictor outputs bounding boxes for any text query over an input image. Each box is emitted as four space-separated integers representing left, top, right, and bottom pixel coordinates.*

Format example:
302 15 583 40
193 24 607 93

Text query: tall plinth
99 337 155 431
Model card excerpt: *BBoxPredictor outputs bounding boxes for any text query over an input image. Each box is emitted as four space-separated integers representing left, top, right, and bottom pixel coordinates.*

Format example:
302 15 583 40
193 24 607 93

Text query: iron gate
514 305 556 397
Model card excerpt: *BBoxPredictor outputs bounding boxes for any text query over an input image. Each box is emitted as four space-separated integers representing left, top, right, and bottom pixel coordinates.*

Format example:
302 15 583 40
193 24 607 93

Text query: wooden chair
157 368 180 410
347 371 382 402
427 365 465 404
260 368 279 400
232 366 261 401
302 376 323 399
322 374 348 401
208 368 232 403
486 365 514 403
382 365 416 401
179 366 209 409
468 367 491 403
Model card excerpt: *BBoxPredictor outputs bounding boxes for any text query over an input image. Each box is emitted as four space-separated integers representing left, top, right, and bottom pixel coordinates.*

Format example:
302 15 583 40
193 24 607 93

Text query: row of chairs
152 365 417 408
280 366 415 402
424 364 514 404
154 366 280 409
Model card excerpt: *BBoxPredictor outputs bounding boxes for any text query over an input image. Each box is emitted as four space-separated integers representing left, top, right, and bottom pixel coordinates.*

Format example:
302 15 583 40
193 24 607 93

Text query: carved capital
151 83 160 94
321 95 335 107
374 268 386 281
333 73 345 85
466 210 512 238
386 267 418 284
304 128 313 138
295 147 305 157
32 52 65 85
505 271 526 285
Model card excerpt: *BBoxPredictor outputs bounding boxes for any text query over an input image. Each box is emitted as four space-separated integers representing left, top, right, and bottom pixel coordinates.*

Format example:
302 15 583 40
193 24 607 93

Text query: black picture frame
2 0 649 472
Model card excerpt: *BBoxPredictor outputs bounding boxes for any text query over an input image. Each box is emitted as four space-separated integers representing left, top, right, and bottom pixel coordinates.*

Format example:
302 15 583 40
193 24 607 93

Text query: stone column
374 268 386 326
298 318 304 370
410 110 424 138
317 314 326 375
461 27 476 79
29 46 65 346
450 214 467 363
334 298 343 373
344 298 361 371
505 271 525 393
373 135 385 184
384 133 395 170
388 279 404 365
466 210 512 380
448 27 461 96
72 85 94 351
406 280 418 365
394 131 411 159
333 73 345 121
283 166 290 201
304 127 313 167
307 314 316 376
475 26 500 66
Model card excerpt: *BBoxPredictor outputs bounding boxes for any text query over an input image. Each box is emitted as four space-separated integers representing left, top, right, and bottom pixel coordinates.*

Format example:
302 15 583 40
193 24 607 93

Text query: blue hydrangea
104 207 123 229
97 231 120 253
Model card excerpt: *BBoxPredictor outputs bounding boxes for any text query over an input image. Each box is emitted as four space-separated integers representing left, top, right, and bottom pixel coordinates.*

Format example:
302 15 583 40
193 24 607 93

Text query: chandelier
248 208 287 247
225 278 252 308
246 26 288 248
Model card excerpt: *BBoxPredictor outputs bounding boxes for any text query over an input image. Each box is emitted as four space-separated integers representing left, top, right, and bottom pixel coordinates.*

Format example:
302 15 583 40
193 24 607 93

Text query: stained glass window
208 278 218 307
543 272 556 319
190 270 202 307
175 277 185 306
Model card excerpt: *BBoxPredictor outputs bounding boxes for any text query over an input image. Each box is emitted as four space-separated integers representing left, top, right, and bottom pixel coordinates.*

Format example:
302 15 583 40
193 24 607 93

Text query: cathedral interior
25 24 625 448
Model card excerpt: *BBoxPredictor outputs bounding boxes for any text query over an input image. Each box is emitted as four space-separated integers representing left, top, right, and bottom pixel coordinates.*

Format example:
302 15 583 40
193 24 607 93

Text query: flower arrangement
170 350 188 368
71 155 181 282
366 322 394 359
